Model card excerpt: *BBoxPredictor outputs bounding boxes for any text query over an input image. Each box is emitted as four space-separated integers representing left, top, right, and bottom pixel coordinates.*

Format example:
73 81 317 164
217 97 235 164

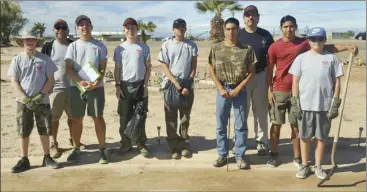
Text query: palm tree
31 22 46 37
137 20 157 44
195 1 242 42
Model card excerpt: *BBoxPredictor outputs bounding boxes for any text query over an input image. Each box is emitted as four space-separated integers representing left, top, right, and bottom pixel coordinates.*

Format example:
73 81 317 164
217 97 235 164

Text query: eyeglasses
309 36 325 42
54 25 68 31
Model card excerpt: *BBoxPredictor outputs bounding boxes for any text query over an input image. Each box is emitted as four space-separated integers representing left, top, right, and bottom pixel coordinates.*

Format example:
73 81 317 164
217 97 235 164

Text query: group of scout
8 5 358 180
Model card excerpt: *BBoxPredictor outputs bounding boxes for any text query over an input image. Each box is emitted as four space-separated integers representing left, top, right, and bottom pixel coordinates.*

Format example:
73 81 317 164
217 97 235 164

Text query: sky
19 1 366 38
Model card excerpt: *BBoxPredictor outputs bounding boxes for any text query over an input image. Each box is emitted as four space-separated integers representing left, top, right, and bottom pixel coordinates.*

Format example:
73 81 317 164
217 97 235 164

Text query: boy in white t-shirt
289 27 343 180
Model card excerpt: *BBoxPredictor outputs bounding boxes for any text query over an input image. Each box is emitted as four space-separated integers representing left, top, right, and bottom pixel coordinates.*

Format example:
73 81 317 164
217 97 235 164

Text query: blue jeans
216 86 248 160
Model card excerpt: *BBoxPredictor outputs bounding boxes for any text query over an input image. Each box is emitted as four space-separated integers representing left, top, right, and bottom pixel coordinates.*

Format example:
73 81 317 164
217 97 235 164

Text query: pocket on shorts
273 92 290 110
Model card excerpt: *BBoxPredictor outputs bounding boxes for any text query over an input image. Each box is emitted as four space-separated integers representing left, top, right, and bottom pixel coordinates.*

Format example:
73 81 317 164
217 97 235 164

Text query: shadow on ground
247 137 366 173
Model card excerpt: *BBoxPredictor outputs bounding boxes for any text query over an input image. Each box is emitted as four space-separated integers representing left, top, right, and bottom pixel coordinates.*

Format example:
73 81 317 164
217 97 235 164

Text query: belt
220 81 240 89
256 68 266 73
121 80 144 87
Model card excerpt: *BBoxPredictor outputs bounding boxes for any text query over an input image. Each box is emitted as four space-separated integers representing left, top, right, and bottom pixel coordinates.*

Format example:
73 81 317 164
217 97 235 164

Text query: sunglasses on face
54 25 68 31
309 36 325 42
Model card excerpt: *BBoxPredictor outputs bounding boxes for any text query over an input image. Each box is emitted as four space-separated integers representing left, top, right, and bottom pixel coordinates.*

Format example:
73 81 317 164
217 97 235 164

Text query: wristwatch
115 83 120 87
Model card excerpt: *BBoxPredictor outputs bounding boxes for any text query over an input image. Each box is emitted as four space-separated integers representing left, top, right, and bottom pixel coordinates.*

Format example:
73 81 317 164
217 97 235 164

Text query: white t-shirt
113 41 150 83
64 38 108 88
157 38 198 88
289 50 344 111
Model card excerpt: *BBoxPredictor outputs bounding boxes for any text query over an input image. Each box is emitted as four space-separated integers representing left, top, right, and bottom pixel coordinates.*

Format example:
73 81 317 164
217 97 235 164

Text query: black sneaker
256 141 268 156
11 157 30 173
42 155 61 169
213 157 227 167
267 152 279 168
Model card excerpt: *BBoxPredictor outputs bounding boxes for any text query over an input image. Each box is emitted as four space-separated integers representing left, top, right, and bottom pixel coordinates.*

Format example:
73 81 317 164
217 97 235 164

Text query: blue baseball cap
307 27 327 38
173 18 186 28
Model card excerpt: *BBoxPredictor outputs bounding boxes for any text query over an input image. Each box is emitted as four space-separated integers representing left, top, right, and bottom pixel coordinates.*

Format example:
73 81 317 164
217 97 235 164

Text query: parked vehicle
355 32 366 40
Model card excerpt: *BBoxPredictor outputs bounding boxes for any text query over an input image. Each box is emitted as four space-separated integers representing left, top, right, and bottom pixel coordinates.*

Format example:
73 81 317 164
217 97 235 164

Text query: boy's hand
327 97 341 120
290 96 302 122
348 45 358 56
21 96 31 104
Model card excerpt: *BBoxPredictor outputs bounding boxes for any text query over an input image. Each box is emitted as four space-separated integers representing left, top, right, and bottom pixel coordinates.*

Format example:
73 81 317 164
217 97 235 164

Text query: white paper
78 63 100 82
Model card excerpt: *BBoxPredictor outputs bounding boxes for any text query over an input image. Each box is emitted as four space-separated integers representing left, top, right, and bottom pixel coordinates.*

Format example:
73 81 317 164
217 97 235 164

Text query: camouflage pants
16 102 52 137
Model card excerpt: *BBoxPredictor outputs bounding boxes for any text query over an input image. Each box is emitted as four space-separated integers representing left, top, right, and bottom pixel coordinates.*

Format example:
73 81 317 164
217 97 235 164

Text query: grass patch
1 60 11 65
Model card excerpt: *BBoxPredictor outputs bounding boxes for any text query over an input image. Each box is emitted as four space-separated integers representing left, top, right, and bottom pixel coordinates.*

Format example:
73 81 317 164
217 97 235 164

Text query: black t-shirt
238 27 274 71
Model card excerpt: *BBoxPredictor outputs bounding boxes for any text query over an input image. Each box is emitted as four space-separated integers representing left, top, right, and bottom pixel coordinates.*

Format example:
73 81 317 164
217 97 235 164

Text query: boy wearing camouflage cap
8 31 61 173
289 27 343 179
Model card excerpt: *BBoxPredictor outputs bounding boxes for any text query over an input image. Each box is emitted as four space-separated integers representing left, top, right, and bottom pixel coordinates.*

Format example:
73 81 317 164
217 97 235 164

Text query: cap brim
15 38 45 47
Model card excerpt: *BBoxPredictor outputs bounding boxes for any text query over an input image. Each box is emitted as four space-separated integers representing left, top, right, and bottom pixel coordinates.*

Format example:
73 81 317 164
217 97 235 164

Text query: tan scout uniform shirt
208 42 257 84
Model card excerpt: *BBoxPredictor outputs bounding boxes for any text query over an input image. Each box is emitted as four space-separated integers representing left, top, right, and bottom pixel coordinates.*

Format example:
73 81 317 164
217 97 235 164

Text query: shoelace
15 159 26 167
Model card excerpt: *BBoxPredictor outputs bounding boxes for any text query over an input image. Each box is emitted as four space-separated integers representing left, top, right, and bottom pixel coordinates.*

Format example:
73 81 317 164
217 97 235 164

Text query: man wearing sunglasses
237 5 274 156
65 15 110 164
158 18 198 159
41 19 84 158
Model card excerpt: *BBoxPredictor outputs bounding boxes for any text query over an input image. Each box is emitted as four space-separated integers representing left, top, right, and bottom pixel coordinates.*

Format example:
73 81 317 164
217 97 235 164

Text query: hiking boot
99 148 111 164
314 166 328 180
50 142 62 159
236 158 250 169
42 155 61 169
267 152 279 168
296 165 312 179
256 141 268 156
66 148 81 164
11 157 30 173
171 152 180 160
213 157 227 167
293 157 302 169
182 148 192 158
118 143 133 154
137 145 150 157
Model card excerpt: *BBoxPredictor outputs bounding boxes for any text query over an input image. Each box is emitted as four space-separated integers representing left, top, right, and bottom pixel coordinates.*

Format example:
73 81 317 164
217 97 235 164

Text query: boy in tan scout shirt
8 31 61 173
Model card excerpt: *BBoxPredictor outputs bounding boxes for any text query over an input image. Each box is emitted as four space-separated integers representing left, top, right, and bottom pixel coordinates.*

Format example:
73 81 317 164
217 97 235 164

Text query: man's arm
333 77 341 98
144 58 152 86
96 59 107 84
10 77 27 97
292 75 300 97
114 63 121 85
189 56 197 78
41 73 55 94
325 44 358 56
208 64 225 91
160 62 182 90
66 60 82 82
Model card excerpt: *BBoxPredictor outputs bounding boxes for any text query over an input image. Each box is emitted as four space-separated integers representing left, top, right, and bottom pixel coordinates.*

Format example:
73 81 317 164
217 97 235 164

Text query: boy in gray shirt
65 15 110 164
113 18 151 157
158 18 198 159
289 27 343 180
7 32 61 173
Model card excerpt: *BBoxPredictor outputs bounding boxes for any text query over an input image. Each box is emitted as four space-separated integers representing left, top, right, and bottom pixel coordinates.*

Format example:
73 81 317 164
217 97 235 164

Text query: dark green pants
164 90 194 153
117 81 148 146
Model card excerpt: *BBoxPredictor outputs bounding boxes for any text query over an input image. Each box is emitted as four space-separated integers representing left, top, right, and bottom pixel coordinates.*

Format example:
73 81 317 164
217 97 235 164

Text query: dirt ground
1 39 366 191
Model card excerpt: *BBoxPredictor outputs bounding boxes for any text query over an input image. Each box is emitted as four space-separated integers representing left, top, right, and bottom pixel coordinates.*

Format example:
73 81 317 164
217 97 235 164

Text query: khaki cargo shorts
16 102 52 137
50 91 72 121
269 91 297 125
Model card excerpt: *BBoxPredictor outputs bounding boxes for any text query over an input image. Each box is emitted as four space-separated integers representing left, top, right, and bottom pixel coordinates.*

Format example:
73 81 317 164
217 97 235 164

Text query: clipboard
72 62 101 94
